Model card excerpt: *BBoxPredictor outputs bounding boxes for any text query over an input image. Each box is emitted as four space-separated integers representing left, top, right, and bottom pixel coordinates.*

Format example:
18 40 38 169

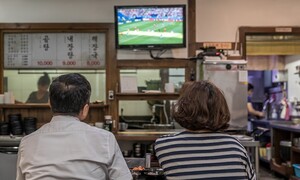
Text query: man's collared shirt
17 115 132 180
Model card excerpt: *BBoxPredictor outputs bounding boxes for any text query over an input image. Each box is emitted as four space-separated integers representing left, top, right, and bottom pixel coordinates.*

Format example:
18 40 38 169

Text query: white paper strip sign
56 33 82 68
4 33 106 69
4 34 33 68
32 33 57 68
81 33 106 67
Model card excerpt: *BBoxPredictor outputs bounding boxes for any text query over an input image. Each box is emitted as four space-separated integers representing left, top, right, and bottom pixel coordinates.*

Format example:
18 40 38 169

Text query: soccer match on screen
117 7 184 46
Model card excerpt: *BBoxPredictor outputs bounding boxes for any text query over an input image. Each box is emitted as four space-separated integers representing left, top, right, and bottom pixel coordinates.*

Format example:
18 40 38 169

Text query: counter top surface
0 135 23 146
118 129 183 135
270 120 300 133
0 103 107 108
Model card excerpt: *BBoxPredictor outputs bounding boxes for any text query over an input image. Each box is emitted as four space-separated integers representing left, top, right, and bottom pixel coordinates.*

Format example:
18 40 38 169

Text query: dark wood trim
0 23 114 128
116 134 160 141
188 0 196 58
116 93 179 100
0 23 114 30
239 26 300 59
0 23 114 93
186 0 197 81
117 59 190 69
0 103 108 109
0 31 3 94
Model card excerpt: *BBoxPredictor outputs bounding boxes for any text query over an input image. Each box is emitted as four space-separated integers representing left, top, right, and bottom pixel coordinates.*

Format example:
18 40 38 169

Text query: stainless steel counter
0 135 23 147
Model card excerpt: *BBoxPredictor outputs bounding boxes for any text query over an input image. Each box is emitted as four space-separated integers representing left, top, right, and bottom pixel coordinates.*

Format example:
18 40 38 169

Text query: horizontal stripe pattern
154 131 256 180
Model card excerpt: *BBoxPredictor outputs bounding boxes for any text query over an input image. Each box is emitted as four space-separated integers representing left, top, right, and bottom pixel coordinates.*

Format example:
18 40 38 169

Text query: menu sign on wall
4 33 105 69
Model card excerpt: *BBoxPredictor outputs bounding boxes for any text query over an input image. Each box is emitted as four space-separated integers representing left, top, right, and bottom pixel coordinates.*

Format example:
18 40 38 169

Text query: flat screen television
114 5 186 50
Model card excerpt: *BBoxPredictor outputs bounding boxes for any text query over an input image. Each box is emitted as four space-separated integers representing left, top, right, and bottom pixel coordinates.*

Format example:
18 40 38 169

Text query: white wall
0 0 186 23
196 0 300 42
1 0 300 42
285 55 300 101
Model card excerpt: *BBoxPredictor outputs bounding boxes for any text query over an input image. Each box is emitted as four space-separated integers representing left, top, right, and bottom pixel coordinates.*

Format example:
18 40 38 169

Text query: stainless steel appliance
0 136 22 180
196 59 248 129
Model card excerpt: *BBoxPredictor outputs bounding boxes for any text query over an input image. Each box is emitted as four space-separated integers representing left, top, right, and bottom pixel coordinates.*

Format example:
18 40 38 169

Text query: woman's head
37 72 51 92
173 80 230 131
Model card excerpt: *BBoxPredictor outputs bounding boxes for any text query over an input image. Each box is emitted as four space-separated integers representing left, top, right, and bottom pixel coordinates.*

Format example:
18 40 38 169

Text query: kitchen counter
270 121 300 133
116 129 183 141
0 135 23 147
116 127 248 141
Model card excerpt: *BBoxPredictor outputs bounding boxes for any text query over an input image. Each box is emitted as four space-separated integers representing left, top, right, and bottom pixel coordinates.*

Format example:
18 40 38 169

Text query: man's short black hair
248 83 254 91
49 73 91 115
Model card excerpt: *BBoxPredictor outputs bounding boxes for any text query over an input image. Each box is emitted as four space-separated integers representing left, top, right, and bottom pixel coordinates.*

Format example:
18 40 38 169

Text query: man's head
173 80 230 131
49 73 91 119
248 83 254 96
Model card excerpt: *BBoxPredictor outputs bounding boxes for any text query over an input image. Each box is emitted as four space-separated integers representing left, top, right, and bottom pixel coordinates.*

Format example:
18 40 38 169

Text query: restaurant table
237 136 260 179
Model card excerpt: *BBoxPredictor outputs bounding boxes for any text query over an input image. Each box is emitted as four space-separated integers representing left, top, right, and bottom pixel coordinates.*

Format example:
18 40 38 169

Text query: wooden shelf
293 146 300 153
290 176 300 180
0 103 108 109
116 93 179 100
115 134 160 141
271 158 287 176
115 130 181 141
259 156 270 164
117 59 190 69
0 103 108 128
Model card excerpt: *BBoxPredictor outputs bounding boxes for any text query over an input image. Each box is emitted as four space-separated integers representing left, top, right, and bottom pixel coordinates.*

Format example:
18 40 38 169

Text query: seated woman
26 72 50 103
155 81 256 180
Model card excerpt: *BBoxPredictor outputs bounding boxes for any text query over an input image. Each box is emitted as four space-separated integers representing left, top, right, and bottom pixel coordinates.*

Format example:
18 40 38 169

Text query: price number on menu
87 60 101 66
62 60 77 66
37 60 53 66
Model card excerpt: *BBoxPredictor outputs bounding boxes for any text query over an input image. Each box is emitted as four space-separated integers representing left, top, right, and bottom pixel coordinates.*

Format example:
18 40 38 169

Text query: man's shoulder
20 122 50 143
20 121 115 146
85 124 114 137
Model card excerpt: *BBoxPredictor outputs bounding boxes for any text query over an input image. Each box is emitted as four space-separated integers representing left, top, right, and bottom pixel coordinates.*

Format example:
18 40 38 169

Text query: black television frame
114 4 186 50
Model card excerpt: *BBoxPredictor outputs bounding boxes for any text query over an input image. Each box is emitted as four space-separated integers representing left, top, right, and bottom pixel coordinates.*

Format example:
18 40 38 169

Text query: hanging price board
4 33 105 69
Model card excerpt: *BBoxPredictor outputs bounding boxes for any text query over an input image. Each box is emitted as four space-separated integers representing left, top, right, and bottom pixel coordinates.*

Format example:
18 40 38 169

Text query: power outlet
108 90 114 100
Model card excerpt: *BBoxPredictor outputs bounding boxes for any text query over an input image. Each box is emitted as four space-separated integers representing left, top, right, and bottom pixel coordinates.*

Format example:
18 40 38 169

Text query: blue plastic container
293 164 300 178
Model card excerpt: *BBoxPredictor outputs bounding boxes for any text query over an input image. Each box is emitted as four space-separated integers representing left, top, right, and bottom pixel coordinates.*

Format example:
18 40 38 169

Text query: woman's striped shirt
155 131 256 180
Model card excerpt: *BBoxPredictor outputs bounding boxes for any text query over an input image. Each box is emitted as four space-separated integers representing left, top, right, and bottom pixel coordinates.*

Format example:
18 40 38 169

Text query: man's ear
79 104 89 120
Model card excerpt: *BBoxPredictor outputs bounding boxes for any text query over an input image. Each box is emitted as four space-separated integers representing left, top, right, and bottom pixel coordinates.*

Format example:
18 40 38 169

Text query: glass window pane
119 100 181 129
120 68 185 93
3 69 106 103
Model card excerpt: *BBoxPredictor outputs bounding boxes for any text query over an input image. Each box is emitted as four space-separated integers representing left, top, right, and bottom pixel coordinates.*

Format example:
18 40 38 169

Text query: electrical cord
148 49 198 60
149 49 173 59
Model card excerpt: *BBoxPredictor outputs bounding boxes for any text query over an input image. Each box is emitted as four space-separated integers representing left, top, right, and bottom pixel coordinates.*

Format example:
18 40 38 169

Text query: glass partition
3 69 106 103
119 100 182 129
119 68 185 129
120 68 185 93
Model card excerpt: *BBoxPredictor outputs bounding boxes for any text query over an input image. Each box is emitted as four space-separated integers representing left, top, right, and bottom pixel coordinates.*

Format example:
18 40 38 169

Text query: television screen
114 5 186 50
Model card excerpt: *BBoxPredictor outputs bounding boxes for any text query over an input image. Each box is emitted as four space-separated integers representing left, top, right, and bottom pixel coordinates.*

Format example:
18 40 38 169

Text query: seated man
155 81 256 180
17 73 132 180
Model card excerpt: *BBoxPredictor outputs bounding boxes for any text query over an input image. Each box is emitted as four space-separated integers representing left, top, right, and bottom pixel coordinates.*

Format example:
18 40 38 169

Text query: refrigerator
196 59 248 129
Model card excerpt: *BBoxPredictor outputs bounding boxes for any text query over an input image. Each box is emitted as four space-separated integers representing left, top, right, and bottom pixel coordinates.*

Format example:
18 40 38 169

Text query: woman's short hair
173 80 230 131
49 73 91 115
179 81 194 95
